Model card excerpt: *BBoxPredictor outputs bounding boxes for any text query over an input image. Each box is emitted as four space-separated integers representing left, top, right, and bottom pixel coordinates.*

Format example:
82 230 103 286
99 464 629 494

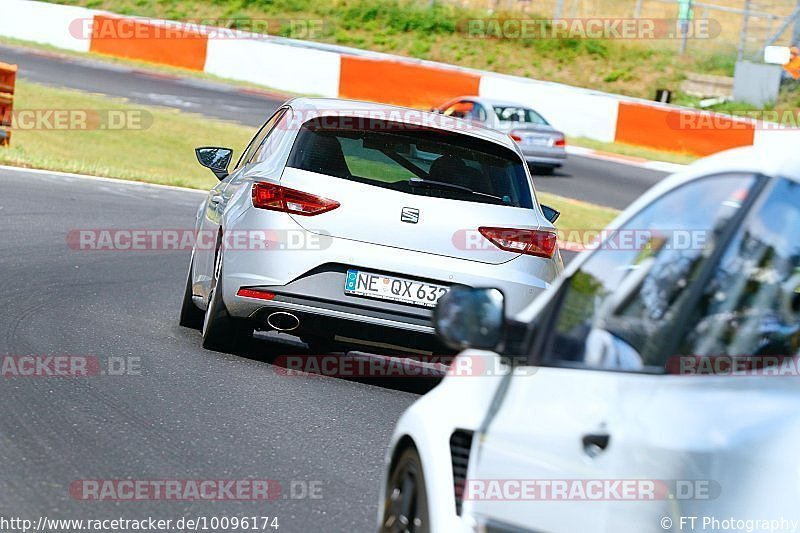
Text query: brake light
237 288 276 300
252 182 339 216
554 136 566 148
478 227 558 258
509 132 523 143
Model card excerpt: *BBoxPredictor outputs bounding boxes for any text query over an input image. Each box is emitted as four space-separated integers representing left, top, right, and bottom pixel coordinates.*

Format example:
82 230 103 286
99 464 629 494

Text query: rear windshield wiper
407 177 507 204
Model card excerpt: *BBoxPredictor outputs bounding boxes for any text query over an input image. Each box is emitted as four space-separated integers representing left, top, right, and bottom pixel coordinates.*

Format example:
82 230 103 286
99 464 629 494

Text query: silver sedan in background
434 96 567 174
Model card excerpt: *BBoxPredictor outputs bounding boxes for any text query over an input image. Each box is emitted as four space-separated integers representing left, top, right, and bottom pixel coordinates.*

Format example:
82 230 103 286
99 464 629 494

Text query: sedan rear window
286 116 533 208
494 106 549 126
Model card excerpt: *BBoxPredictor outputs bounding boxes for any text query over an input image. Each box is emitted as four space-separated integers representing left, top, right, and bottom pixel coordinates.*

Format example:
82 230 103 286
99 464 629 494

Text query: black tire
179 257 204 330
530 164 556 176
380 447 430 533
201 251 253 352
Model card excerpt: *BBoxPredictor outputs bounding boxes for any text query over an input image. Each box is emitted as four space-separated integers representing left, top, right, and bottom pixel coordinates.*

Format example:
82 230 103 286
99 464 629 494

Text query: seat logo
400 207 420 224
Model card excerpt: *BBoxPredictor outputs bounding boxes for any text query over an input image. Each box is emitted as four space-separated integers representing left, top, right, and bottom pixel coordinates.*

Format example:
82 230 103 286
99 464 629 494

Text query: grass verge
0 80 253 189
539 192 620 234
1 80 620 232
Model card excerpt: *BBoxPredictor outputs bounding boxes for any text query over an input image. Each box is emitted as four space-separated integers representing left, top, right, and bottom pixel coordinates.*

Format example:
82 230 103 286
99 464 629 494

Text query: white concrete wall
479 74 620 143
204 39 341 98
753 127 800 152
0 0 95 52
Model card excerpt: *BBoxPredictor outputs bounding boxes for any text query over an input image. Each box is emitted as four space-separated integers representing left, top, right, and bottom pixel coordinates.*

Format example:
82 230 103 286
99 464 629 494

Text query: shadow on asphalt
528 164 571 178
232 332 442 396
531 168 572 178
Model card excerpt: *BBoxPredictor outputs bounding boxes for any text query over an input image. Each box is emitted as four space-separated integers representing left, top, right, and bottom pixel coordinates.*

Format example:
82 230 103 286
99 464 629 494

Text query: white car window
538 173 758 371
234 107 287 170
464 103 488 122
679 177 800 362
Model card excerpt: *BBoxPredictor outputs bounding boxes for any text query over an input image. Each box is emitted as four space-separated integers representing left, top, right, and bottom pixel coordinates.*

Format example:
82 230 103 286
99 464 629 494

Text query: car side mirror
541 204 560 223
195 147 233 180
433 286 505 351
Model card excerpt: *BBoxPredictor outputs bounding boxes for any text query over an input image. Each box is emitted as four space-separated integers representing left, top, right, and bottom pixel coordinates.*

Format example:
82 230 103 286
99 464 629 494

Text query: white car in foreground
379 146 800 533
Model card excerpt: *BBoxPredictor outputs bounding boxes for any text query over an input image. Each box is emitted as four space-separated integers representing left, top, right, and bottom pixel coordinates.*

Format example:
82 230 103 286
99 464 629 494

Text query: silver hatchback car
180 98 563 354
434 96 567 173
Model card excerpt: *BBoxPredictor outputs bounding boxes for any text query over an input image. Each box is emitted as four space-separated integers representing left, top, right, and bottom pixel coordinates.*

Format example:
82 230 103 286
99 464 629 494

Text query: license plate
525 136 549 146
344 270 449 308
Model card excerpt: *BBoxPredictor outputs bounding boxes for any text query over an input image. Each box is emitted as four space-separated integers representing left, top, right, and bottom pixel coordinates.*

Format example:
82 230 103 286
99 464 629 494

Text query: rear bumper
521 146 567 165
524 155 565 167
227 263 479 353
245 292 445 354
218 211 562 351
224 253 560 352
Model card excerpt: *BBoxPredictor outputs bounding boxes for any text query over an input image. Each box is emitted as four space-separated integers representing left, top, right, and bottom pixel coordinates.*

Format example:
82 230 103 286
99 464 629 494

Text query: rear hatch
279 116 546 265
281 168 541 265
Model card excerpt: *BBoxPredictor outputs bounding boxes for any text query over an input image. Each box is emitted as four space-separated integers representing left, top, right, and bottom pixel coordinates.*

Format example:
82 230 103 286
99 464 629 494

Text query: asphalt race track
0 43 670 210
0 42 673 527
0 167 424 529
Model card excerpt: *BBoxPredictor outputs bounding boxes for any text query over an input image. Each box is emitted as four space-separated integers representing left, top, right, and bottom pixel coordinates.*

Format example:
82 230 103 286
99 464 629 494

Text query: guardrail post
0 61 17 147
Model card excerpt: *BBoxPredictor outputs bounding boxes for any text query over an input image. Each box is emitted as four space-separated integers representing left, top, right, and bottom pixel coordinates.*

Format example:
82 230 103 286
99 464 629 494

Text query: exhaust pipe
266 311 300 332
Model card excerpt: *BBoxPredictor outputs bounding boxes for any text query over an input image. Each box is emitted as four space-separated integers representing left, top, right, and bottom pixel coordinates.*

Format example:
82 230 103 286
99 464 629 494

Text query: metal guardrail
0 61 17 147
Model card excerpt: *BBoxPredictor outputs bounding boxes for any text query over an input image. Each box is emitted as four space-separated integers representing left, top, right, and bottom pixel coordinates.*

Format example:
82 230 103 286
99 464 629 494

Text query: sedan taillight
554 135 566 148
478 227 558 258
252 182 340 216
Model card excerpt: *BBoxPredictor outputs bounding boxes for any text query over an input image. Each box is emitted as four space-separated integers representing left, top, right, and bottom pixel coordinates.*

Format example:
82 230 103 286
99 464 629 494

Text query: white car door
463 171 762 533
604 175 800 530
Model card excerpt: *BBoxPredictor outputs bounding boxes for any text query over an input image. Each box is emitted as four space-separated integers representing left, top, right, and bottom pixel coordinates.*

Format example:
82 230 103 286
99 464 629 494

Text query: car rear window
494 106 549 126
286 116 534 208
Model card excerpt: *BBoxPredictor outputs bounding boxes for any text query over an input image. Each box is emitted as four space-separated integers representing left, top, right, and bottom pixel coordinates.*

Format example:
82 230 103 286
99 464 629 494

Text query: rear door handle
582 433 610 458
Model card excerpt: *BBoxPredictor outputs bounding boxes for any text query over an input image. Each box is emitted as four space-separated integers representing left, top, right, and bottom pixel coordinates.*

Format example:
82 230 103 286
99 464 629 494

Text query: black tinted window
286 117 533 208
539 174 757 371
679 178 800 363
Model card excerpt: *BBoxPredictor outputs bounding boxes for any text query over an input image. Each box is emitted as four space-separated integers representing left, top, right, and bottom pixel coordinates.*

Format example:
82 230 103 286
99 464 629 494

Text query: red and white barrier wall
4 0 798 156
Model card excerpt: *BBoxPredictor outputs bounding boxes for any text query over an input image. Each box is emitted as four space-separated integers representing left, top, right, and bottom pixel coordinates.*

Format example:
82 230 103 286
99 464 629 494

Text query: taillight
509 132 522 143
478 227 558 258
554 136 566 147
237 288 276 300
252 182 339 216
